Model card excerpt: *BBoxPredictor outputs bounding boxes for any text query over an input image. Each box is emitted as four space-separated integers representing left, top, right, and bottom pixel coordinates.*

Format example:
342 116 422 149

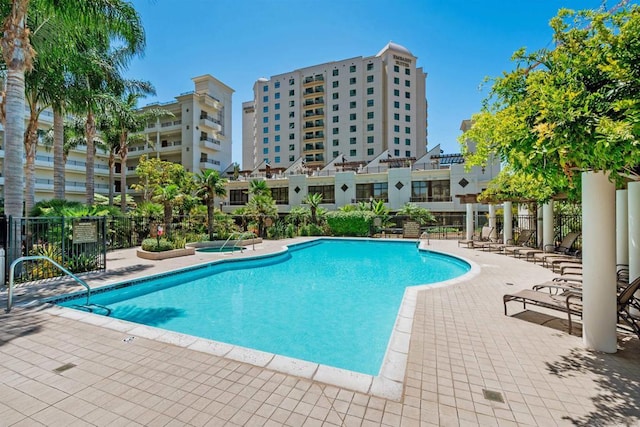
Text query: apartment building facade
242 42 428 171
128 74 234 192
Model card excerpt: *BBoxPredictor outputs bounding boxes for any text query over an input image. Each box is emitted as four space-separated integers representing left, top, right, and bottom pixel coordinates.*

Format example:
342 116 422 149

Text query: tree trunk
108 150 115 206
85 110 96 205
207 198 214 240
119 139 128 213
24 107 38 215
53 109 65 199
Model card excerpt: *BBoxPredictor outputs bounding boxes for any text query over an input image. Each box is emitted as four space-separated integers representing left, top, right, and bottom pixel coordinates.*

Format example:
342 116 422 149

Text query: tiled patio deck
1 238 639 426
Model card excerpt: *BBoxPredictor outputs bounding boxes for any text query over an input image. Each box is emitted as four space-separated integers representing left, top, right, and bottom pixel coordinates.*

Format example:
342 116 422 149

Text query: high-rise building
242 42 428 171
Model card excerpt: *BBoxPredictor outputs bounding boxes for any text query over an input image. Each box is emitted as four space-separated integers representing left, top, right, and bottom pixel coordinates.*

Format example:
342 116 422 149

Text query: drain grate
482 389 505 403
53 363 76 373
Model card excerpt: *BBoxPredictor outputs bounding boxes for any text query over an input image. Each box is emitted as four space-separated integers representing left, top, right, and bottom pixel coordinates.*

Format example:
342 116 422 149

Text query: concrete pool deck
1 238 640 426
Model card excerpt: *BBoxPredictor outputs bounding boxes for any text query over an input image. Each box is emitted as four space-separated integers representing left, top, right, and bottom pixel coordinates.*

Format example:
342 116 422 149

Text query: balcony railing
409 196 453 203
200 136 221 145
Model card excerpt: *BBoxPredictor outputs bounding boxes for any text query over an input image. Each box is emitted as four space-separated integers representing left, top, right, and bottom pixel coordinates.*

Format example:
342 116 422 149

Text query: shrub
299 223 325 236
326 211 374 236
141 238 174 252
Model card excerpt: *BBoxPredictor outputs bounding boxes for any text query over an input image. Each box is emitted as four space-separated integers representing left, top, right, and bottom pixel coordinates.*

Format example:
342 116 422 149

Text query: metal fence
3 216 107 283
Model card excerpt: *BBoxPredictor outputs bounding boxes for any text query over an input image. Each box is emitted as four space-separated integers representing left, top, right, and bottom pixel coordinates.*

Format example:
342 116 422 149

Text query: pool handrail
6 255 91 313
220 231 257 253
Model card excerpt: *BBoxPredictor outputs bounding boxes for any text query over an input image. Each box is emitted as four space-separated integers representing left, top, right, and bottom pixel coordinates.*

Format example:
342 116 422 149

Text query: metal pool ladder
5 255 101 313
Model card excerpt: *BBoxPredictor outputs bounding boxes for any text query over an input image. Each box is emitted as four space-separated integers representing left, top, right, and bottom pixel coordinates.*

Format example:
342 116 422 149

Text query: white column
466 203 474 241
503 201 513 244
582 171 617 353
536 205 544 247
488 204 497 240
617 189 629 269
630 182 640 282
542 201 554 250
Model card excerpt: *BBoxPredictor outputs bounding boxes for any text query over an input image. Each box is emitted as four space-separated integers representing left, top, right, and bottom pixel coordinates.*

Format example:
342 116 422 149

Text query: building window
230 189 248 205
333 151 339 158
289 144 295 150
349 65 356 72
275 92 280 99
289 89 294 96
275 145 281 152
275 103 280 110
332 116 339 123
332 81 339 88
367 136 374 143
332 69 339 76
394 125 400 132
263 117 269 123
263 137 268 143
289 111 295 118
405 115 411 122
405 138 411 145
394 101 400 108
394 113 400 120
405 103 410 111
367 63 373 71
350 77 356 84
289 155 295 161
350 149 356 156
350 101 356 108
333 139 339 146
308 185 335 203
356 182 388 201
367 99 374 107
263 126 268 133
405 150 411 157
367 87 374 95
333 104 339 111
263 86 268 92
366 75 374 83
394 89 400 96
275 81 280 88
349 89 356 96
350 125 356 132
405 68 411 75
289 122 295 129
350 137 356 144
289 78 295 85
333 127 339 135
271 186 288 204
263 147 269 154
275 113 280 120
412 180 452 202
367 111 374 119
367 148 374 155
394 137 400 144
394 149 400 156
263 96 268 102
289 133 295 140
405 80 410 87
263 106 268 113
289 100 295 107
350 113 356 120
274 156 280 163
275 135 280 141
367 123 374 131
332 93 339 100
405 92 410 99
394 77 399 84
405 127 410 134
394 65 399 72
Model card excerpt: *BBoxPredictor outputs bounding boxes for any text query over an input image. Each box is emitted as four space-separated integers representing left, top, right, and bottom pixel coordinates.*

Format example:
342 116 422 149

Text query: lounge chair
473 231 503 251
504 276 640 336
532 232 581 265
493 229 535 254
457 226 493 248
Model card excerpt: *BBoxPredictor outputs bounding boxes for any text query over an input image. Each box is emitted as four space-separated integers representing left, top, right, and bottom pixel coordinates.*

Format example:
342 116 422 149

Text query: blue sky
127 0 613 168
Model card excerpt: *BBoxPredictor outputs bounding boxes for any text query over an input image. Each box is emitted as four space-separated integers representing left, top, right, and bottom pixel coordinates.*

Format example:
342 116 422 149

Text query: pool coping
41 237 480 401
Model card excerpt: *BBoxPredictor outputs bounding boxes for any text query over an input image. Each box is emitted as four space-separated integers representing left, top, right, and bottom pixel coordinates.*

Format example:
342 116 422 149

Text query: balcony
200 158 221 169
304 108 324 119
198 93 222 110
303 132 324 141
410 195 453 203
199 115 222 132
303 119 324 129
303 75 324 86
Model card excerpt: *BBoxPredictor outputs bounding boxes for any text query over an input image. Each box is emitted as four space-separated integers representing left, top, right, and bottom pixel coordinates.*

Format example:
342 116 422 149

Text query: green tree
152 184 182 235
132 155 189 202
248 179 271 197
246 194 277 238
461 5 640 201
396 203 435 225
303 193 323 225
194 169 228 240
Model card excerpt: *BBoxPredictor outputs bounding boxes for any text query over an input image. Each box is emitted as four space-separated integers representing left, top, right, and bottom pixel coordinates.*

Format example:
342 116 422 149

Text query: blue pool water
59 239 470 375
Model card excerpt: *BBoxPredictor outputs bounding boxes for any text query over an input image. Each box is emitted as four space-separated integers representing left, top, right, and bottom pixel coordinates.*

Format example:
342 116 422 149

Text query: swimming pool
58 239 470 376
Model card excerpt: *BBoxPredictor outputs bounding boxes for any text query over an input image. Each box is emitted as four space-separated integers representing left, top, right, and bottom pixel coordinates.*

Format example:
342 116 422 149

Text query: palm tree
1 0 145 214
246 194 278 238
194 169 228 240
248 179 271 197
303 193 323 225
152 184 182 236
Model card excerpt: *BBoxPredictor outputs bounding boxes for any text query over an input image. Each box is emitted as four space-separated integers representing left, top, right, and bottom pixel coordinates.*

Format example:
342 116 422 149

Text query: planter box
136 247 195 260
